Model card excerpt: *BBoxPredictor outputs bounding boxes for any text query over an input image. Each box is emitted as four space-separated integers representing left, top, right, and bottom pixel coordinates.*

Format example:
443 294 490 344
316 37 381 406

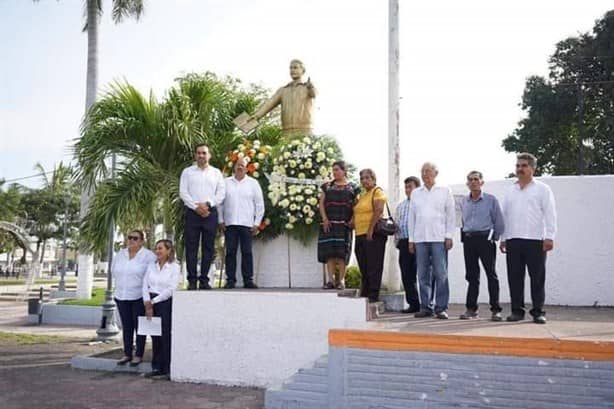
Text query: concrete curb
71 355 152 374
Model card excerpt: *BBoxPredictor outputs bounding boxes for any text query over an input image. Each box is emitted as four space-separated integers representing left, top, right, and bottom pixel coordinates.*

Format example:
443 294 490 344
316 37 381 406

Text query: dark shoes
199 282 212 290
117 356 131 365
533 315 547 324
187 282 197 291
402 306 420 314
144 370 169 379
244 281 258 289
223 282 236 289
323 281 335 289
506 313 525 322
414 311 433 318
435 311 449 320
459 309 478 320
491 312 503 322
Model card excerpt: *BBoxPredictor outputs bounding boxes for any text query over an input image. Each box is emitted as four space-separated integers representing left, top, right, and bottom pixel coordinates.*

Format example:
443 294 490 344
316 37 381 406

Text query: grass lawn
0 331 73 345
59 287 107 306
0 278 78 286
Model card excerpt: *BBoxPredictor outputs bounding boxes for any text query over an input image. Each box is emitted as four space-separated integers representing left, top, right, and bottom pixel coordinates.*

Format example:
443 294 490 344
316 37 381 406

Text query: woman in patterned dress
317 161 360 289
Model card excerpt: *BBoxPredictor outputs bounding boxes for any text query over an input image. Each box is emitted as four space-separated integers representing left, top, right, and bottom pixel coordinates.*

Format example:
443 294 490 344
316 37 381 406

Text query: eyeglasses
127 236 141 241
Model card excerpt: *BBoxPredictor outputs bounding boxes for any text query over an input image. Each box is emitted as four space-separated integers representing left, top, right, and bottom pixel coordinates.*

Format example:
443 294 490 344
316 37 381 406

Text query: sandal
117 356 131 365
323 281 335 289
336 281 346 290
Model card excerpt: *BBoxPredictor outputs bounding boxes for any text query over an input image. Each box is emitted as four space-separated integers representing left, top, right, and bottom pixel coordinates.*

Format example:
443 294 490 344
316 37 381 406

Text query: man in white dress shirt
179 144 225 290
219 158 265 289
408 162 456 319
500 153 557 324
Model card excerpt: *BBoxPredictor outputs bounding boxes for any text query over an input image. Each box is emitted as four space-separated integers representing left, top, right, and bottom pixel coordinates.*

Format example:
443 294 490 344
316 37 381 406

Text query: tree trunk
76 0 99 300
39 239 46 264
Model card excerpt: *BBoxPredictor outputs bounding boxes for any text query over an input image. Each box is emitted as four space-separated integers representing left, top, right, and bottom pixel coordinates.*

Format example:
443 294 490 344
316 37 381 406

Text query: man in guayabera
500 152 556 325
248 59 316 137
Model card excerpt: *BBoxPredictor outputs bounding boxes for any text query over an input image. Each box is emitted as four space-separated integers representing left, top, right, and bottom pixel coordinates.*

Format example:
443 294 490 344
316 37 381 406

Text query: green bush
59 287 106 306
345 265 361 289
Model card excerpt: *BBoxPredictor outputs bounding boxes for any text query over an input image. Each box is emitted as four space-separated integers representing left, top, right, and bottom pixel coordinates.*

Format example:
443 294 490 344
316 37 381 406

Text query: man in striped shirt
395 176 422 313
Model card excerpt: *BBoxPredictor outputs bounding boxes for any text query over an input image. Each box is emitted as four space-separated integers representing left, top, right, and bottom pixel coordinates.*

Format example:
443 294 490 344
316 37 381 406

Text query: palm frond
111 0 144 23
80 158 168 252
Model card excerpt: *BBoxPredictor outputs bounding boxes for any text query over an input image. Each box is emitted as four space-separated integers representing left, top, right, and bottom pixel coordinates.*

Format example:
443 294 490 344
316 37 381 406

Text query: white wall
447 175 614 307
171 291 367 387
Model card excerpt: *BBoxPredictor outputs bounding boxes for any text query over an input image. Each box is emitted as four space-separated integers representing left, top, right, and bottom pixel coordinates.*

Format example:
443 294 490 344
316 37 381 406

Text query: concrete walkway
0 301 99 339
372 303 614 342
0 301 265 409
0 342 264 409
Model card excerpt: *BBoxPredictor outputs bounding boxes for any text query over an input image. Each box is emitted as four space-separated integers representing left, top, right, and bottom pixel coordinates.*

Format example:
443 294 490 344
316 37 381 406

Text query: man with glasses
500 153 557 324
408 162 456 319
180 144 225 290
459 171 505 321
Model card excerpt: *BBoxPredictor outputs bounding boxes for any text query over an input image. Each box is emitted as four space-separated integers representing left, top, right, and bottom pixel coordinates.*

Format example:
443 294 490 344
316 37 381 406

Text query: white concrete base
250 235 325 288
171 290 368 387
72 355 152 373
49 290 77 299
40 303 121 327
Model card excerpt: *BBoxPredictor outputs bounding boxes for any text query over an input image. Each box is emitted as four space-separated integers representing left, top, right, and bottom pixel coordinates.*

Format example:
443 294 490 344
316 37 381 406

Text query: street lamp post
58 194 69 292
96 154 119 340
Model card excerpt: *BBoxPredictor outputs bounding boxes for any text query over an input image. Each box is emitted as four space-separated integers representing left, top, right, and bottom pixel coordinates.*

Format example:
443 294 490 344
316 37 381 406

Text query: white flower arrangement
268 135 341 232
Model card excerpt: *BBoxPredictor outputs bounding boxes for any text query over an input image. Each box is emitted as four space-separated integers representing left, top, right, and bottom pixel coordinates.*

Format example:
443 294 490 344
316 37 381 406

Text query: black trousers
355 234 387 302
462 236 501 312
397 238 419 309
115 298 146 358
184 207 218 285
505 239 546 317
151 295 173 374
224 226 254 284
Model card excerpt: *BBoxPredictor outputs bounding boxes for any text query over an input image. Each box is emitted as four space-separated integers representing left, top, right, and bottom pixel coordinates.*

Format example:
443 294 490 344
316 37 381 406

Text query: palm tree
75 73 272 256
35 0 145 298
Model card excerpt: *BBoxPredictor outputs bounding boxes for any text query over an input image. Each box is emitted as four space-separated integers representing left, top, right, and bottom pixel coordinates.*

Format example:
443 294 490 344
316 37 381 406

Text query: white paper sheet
137 316 162 336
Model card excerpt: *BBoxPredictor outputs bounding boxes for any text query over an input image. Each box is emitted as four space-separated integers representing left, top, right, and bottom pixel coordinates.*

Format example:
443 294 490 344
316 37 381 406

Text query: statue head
289 59 306 81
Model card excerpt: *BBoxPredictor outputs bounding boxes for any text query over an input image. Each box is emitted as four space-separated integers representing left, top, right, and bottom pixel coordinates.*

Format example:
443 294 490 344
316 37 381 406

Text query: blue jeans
416 242 449 313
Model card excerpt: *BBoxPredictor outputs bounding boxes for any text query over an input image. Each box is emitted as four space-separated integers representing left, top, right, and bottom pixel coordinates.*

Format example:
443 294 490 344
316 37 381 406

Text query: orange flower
247 163 256 173
231 152 239 162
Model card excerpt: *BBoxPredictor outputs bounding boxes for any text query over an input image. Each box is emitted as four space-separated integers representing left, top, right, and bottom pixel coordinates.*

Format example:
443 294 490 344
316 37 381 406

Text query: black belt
463 230 490 238
186 206 217 212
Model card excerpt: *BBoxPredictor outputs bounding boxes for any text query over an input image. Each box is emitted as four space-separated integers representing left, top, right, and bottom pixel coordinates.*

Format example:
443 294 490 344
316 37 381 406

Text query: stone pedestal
232 234 325 288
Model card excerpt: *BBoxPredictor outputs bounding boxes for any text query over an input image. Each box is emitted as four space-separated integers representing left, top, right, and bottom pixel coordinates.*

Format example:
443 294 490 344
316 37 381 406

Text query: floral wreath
268 135 342 239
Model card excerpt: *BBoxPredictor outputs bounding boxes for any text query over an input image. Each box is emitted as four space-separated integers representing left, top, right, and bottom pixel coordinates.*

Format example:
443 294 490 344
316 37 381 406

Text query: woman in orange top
353 168 388 302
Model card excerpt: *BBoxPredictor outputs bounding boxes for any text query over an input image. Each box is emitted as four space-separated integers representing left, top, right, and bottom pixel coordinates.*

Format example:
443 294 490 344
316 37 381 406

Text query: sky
1 0 612 191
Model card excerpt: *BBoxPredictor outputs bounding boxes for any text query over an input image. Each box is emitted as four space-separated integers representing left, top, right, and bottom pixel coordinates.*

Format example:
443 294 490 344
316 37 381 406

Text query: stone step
284 381 328 394
346 380 611 406
344 367 614 389
265 389 327 409
337 288 359 297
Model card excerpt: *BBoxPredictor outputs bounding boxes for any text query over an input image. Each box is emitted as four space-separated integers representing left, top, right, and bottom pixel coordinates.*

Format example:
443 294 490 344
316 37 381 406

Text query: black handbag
372 187 397 236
